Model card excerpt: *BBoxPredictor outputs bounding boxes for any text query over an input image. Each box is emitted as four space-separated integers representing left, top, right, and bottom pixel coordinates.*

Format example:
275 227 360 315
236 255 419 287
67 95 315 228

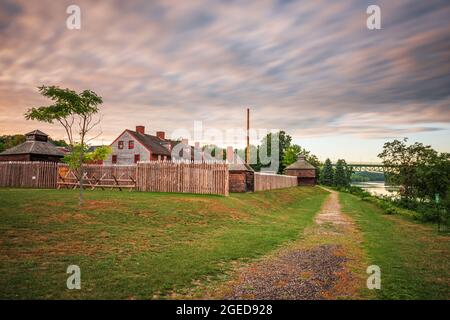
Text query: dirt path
210 188 368 300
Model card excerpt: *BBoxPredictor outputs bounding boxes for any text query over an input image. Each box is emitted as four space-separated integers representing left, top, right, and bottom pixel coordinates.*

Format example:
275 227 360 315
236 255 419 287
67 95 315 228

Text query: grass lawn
339 192 450 300
0 187 328 299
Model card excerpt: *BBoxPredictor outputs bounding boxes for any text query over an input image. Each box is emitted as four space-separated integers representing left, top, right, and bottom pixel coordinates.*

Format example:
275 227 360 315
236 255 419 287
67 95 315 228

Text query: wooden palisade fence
136 161 229 196
253 172 298 191
0 161 229 196
0 161 298 195
0 161 58 188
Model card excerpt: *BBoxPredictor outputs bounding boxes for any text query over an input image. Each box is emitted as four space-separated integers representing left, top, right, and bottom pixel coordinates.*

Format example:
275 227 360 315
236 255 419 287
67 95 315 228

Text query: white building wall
104 131 150 165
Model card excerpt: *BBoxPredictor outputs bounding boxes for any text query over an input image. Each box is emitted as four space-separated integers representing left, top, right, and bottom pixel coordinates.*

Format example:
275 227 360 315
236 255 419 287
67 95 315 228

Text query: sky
0 0 449 162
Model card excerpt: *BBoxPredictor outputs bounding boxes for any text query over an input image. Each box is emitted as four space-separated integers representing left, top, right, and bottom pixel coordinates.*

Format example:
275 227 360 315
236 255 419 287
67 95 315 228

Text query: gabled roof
87 145 103 152
285 155 316 170
128 130 173 156
229 154 254 171
0 141 65 156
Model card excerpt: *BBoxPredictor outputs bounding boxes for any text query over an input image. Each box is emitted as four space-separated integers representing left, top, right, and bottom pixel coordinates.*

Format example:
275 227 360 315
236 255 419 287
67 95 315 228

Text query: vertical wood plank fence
0 161 58 188
253 172 298 191
0 161 229 196
136 161 229 196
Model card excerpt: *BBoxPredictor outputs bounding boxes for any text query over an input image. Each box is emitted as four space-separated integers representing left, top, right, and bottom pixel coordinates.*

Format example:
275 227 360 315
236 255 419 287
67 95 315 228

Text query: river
351 181 399 197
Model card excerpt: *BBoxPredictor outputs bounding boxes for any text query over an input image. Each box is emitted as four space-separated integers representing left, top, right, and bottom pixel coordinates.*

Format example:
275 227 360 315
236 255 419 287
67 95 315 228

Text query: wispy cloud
0 0 449 145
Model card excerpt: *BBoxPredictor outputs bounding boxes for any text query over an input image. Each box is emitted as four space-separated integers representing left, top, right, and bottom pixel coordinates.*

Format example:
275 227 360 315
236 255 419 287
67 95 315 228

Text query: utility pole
246 108 250 164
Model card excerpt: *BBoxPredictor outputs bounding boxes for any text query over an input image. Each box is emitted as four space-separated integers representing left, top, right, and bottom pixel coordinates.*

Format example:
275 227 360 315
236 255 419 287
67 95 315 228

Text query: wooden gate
57 164 137 190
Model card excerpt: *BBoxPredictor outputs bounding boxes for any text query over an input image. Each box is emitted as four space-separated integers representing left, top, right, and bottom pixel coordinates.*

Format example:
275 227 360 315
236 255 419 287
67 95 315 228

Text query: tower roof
285 155 316 170
25 129 48 137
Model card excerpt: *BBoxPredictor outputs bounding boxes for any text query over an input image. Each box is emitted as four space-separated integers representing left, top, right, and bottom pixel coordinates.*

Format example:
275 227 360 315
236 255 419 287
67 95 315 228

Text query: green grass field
0 187 328 299
1 187 448 299
340 193 450 300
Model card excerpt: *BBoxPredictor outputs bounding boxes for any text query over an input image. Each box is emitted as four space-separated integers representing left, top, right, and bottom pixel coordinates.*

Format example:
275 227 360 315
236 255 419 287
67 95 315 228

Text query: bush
339 186 433 221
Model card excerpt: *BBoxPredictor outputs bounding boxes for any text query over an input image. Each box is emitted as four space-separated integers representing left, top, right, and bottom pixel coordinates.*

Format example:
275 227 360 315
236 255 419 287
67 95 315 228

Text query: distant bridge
332 162 395 173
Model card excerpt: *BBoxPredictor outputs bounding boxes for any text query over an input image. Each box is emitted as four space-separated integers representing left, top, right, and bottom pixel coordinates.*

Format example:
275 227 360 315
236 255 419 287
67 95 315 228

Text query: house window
129 140 134 149
134 154 140 163
112 155 117 164
118 141 124 149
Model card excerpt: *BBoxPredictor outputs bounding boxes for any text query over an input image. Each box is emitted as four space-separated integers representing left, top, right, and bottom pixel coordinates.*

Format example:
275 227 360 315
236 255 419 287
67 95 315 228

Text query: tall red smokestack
246 108 250 164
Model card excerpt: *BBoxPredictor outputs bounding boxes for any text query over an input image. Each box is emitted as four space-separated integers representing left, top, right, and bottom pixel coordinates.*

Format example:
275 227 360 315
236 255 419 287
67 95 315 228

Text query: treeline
319 158 353 187
208 130 321 174
342 139 449 226
351 171 385 182
378 138 450 223
0 134 69 152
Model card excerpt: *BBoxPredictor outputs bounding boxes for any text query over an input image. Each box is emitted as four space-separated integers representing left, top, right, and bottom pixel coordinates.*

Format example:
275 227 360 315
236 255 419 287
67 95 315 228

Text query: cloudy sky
0 0 449 161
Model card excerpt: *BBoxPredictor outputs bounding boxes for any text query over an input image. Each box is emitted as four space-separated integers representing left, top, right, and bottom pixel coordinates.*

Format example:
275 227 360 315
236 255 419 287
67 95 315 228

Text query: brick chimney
156 131 165 140
136 125 145 135
226 146 234 163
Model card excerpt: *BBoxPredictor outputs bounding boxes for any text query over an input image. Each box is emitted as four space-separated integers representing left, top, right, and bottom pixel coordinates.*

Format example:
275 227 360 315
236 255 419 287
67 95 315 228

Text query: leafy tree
282 144 321 170
25 85 104 206
0 134 70 152
259 131 292 173
0 134 26 152
378 138 450 202
320 158 334 186
234 133 320 174
48 138 69 148
282 145 301 168
344 161 353 186
63 145 111 167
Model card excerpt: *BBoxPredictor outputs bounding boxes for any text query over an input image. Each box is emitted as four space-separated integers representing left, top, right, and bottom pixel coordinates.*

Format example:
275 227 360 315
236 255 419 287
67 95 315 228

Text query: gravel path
224 188 358 300
225 244 346 299
315 189 351 226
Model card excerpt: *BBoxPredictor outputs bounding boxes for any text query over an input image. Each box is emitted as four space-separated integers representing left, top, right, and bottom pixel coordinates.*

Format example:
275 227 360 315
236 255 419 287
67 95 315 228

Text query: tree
25 85 104 206
282 144 321 170
259 131 292 173
282 145 301 168
0 134 26 152
63 145 111 167
320 158 334 186
334 159 351 187
378 138 450 203
49 138 69 148
251 145 263 172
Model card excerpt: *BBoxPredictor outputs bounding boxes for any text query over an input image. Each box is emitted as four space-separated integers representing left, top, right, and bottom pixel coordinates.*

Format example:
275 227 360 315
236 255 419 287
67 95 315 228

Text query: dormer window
129 140 134 149
118 141 124 149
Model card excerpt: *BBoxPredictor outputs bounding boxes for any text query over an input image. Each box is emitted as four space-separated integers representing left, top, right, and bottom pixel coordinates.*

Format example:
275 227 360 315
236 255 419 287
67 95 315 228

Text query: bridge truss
332 163 396 173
